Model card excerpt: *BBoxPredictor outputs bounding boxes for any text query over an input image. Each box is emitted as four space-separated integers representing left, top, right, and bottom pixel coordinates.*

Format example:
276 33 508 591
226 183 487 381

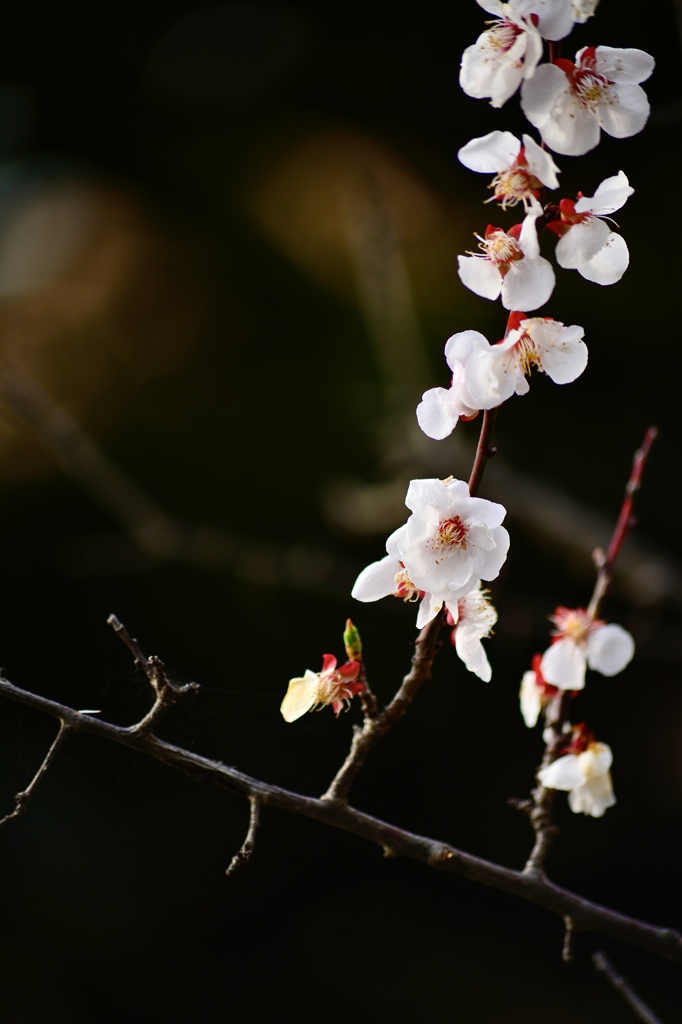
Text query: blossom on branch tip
539 606 634 691
458 131 560 209
464 311 587 409
352 477 509 628
521 45 655 156
281 654 364 722
538 727 616 817
547 172 633 285
446 583 497 682
458 200 555 311
416 331 487 440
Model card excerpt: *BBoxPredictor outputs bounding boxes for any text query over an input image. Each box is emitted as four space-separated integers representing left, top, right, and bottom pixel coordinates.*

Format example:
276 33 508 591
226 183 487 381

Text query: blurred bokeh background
0 2 681 1020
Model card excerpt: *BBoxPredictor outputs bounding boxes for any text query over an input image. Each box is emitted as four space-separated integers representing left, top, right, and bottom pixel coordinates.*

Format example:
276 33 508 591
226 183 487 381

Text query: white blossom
549 172 633 285
458 131 560 210
539 607 634 690
458 200 555 310
460 2 543 108
416 331 487 440
446 583 498 682
538 740 616 817
464 314 587 409
521 45 655 156
352 478 509 628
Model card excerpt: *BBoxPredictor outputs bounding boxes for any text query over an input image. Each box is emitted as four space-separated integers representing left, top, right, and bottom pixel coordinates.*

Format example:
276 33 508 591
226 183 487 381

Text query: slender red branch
587 425 658 620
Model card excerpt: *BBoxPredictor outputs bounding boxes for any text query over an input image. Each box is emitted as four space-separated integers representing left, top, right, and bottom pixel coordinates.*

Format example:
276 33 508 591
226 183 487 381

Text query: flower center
490 168 539 208
513 329 541 375
550 607 600 646
484 18 522 55
481 230 523 267
393 567 421 602
572 70 611 110
431 515 468 562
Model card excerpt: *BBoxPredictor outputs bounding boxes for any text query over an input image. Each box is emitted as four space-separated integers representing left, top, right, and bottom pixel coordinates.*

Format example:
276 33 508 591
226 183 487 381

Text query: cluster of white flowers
285 0 645 831
520 606 634 815
455 2 653 314
417 313 588 439
351 478 507 680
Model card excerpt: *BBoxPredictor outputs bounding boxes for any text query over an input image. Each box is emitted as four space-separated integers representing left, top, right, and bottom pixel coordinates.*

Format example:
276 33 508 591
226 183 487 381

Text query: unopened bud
343 618 362 661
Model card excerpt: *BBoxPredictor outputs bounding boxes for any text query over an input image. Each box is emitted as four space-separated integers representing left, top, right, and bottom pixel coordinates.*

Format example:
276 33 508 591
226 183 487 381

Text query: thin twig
1 671 681 965
226 795 262 877
107 613 199 733
587 425 658 620
593 951 666 1024
322 609 446 801
467 408 498 498
0 720 73 827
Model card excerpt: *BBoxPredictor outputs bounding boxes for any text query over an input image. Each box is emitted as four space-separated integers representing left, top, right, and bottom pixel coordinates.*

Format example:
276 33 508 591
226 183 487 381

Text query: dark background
0 3 681 1021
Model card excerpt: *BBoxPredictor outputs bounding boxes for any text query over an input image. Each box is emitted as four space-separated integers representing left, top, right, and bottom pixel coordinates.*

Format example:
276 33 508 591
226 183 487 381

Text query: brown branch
593 951 666 1024
322 608 446 801
0 719 73 827
226 795 262 877
1 671 681 966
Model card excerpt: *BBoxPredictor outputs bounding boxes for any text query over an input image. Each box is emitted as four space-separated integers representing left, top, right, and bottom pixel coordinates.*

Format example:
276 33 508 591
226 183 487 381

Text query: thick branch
1 673 681 965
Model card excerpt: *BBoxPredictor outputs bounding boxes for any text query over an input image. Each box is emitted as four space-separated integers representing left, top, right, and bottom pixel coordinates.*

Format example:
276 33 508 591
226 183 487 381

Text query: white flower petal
538 753 585 790
520 670 542 727
597 84 650 140
501 256 555 310
458 254 503 300
556 218 611 268
540 637 586 690
574 171 633 216
578 231 629 285
458 131 520 173
531 321 588 384
417 387 464 440
592 45 655 85
568 775 616 817
351 554 400 602
586 623 635 676
521 134 560 189
455 622 492 681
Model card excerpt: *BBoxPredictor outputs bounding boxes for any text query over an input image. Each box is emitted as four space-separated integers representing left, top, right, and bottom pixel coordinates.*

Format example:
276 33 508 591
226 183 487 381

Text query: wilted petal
280 671 319 722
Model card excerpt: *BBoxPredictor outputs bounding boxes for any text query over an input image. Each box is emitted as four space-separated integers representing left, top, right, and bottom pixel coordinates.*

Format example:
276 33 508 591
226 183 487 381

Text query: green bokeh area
0 3 681 1021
